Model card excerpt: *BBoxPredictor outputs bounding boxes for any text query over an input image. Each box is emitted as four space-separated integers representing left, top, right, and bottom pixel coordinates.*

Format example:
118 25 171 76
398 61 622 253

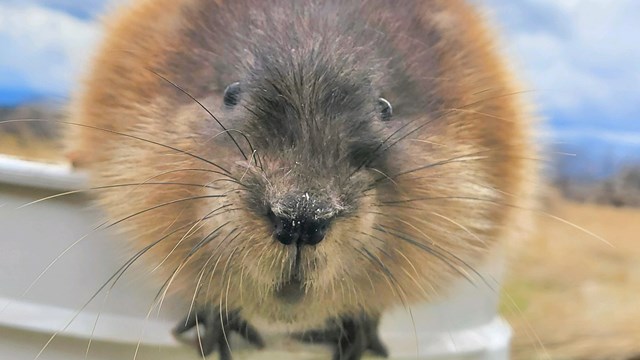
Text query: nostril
267 208 332 246
268 209 295 245
305 219 329 246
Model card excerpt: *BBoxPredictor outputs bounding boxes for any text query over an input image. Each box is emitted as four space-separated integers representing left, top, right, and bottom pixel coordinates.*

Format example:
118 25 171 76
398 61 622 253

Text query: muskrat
67 0 539 359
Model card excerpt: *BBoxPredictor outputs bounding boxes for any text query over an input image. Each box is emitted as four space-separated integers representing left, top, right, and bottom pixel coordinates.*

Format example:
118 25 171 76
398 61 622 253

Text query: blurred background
0 1 638 359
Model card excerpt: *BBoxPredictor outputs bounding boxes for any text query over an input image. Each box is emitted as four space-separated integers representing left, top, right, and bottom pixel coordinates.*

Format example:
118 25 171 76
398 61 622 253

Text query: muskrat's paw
172 308 264 360
294 315 388 360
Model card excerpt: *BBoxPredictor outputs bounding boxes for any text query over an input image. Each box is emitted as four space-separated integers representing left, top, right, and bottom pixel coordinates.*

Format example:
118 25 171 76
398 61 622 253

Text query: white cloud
2 0 108 19
541 129 640 146
0 3 101 99
0 0 637 131
487 0 640 124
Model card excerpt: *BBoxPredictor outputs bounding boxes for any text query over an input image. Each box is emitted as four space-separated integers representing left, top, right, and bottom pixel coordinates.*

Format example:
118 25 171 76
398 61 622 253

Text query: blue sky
485 0 640 132
0 1 102 104
481 0 640 177
0 0 638 176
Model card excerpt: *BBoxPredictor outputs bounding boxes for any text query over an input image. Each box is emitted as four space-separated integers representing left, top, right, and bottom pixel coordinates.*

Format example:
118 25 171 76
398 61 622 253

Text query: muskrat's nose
267 209 330 246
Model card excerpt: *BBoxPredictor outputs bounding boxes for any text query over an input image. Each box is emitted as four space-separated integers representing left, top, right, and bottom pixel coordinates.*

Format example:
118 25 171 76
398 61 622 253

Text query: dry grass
0 104 65 163
0 134 65 163
503 198 640 360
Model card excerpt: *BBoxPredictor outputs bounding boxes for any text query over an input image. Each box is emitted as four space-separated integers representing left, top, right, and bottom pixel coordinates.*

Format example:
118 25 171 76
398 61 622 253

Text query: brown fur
68 0 539 331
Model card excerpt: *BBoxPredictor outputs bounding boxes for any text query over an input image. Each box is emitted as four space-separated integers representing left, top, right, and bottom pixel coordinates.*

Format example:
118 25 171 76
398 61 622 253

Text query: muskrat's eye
378 97 392 121
223 82 241 107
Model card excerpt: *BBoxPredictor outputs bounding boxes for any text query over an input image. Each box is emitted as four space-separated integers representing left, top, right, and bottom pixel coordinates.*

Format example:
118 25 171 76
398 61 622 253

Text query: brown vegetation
503 198 640 360
0 103 65 162
558 166 640 208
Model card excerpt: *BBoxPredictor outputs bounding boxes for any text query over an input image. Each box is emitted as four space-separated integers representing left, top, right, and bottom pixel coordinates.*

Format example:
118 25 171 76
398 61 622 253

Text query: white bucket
0 154 511 360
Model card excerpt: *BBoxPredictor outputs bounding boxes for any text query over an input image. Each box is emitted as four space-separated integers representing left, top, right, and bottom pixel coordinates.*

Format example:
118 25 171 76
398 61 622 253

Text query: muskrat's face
150 44 506 326
187 57 410 325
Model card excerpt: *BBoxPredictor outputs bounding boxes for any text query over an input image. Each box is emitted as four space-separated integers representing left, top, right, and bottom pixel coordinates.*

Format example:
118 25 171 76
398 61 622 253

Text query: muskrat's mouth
275 247 306 304
275 277 305 304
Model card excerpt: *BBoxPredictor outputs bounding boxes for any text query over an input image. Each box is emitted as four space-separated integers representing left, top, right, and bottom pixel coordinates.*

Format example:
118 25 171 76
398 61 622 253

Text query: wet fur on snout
69 0 539 331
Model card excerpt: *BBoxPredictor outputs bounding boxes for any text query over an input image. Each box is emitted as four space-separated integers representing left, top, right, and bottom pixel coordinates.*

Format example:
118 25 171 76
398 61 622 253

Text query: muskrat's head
192 43 409 325
78 0 530 329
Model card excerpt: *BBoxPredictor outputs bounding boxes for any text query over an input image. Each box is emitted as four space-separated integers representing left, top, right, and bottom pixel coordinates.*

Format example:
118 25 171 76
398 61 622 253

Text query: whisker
205 230 245 304
222 246 240 320
429 211 485 245
371 114 443 161
134 232 221 360
6 184 232 322
543 212 613 248
32 214 216 360
368 167 399 188
147 69 249 161
130 166 244 190
378 195 499 206
377 223 499 294
500 284 552 359
377 197 613 247
373 223 528 357
0 118 232 174
84 285 109 360
350 115 427 176
16 220 107 312
152 204 233 272
351 89 539 176
371 224 475 285
357 246 404 305
131 166 242 189
238 246 254 304
186 229 241 329
135 226 238 360
446 107 516 123
352 243 419 351
17 182 221 210
107 194 226 229
186 253 219 327
372 207 600 358
237 105 266 170
376 150 493 183
392 248 430 298
372 213 551 358
97 212 233 357
467 89 539 107
154 222 236 318
194 312 207 360
407 138 448 147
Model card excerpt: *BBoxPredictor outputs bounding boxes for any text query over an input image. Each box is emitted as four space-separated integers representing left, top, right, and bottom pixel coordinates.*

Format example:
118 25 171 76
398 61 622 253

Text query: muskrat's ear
223 82 242 107
377 98 393 121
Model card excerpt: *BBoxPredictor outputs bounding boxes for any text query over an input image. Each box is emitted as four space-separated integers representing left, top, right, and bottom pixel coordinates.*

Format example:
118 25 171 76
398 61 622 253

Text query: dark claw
294 314 388 360
173 307 264 359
